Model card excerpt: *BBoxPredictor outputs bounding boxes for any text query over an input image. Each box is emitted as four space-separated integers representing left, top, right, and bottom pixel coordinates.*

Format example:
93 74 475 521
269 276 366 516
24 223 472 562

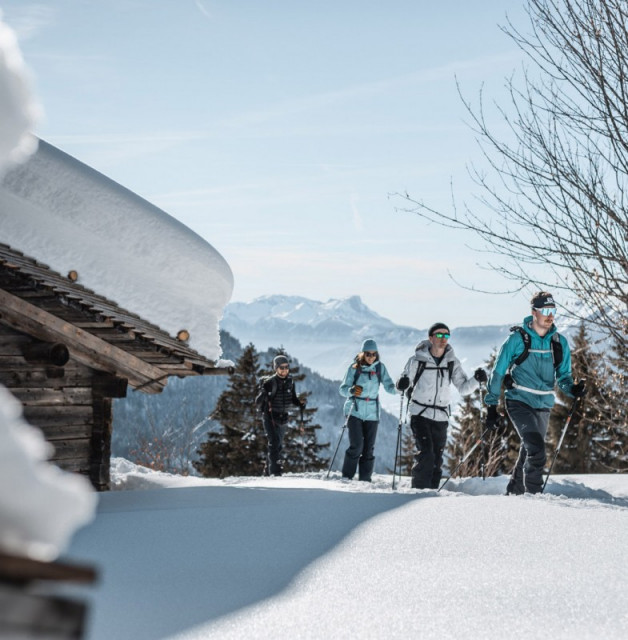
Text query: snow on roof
0 138 234 361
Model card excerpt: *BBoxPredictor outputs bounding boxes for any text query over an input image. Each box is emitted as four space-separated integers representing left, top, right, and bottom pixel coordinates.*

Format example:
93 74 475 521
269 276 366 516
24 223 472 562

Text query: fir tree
549 323 627 473
194 343 267 478
447 352 519 479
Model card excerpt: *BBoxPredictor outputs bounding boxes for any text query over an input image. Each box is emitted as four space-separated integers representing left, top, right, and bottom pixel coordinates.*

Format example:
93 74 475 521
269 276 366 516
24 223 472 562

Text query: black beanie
273 355 289 369
428 322 450 336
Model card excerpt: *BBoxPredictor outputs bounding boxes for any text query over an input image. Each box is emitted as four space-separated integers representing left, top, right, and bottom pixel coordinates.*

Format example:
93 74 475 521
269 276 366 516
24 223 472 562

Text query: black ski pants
410 414 448 489
506 400 550 494
342 415 378 482
262 412 288 476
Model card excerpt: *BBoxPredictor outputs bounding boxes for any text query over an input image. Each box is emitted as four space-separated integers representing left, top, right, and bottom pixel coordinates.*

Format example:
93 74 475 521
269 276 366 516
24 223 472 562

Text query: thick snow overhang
0 243 231 393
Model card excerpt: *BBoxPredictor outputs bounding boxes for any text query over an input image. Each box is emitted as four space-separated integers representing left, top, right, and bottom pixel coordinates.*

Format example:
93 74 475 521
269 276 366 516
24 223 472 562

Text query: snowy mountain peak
224 294 402 332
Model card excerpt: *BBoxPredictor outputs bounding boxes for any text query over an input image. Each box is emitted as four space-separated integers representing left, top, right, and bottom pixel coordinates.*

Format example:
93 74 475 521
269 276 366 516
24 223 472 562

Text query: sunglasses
432 332 450 339
364 351 378 357
277 365 290 370
534 307 557 317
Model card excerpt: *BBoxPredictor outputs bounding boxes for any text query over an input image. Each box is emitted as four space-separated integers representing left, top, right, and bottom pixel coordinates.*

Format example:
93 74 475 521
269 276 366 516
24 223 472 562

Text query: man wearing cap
397 323 486 489
483 291 585 494
258 355 306 476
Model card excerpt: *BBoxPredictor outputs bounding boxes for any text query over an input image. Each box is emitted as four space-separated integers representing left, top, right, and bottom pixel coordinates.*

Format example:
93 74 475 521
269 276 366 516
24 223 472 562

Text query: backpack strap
510 325 563 371
353 361 382 385
550 333 563 369
407 361 426 398
351 361 381 410
352 364 362 387
510 326 530 366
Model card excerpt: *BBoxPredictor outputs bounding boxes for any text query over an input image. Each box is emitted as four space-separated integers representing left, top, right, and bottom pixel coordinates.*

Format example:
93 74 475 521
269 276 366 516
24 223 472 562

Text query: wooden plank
53 459 90 473
9 387 92 405
0 586 88 637
38 423 91 439
0 289 166 392
0 367 93 389
48 438 92 461
23 405 93 426
0 552 97 584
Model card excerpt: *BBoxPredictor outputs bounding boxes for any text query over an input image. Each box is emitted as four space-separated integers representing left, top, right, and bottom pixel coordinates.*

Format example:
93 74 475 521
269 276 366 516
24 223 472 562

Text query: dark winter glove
349 385 363 397
485 405 499 432
571 380 586 398
396 375 410 391
473 367 488 383
300 398 307 408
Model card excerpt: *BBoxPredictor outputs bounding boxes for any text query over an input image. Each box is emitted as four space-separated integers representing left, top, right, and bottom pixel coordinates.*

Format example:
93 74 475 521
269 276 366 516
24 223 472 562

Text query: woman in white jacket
397 322 486 489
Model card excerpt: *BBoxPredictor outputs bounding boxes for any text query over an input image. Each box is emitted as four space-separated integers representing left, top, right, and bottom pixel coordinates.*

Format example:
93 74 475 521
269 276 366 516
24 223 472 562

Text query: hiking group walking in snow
254 290 586 493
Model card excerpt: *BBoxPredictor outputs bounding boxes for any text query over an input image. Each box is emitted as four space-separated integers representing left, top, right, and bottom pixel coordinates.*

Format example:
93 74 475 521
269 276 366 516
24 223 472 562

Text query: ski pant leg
430 421 449 489
410 415 436 489
263 412 287 476
357 420 379 482
506 400 550 494
342 415 365 479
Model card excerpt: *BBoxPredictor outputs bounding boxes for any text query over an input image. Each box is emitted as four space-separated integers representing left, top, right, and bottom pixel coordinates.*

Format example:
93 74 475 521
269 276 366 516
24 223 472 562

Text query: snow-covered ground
60 458 628 640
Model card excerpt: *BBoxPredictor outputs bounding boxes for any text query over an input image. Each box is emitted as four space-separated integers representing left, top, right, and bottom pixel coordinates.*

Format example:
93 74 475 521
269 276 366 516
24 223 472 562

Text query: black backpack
509 325 563 370
254 375 277 413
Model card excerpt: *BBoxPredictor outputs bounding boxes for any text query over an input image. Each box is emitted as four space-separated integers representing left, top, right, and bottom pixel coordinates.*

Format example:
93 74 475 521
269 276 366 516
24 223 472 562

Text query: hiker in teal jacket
339 339 397 481
484 291 585 494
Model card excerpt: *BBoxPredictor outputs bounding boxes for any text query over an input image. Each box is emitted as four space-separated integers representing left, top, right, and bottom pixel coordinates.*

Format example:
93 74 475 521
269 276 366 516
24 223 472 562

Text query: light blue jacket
339 360 397 421
485 316 574 409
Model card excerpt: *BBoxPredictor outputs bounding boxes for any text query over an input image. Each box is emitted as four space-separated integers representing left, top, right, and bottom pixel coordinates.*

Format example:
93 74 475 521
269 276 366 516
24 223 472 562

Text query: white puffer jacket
401 340 478 421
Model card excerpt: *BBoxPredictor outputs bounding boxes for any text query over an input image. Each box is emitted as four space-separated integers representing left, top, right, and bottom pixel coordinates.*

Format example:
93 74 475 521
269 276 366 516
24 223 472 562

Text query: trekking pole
479 385 486 481
439 426 492 492
542 391 583 493
392 392 404 489
327 412 350 478
299 404 306 473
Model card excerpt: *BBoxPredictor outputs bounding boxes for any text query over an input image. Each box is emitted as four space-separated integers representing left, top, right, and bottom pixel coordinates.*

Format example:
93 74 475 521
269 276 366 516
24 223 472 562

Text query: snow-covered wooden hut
0 140 234 490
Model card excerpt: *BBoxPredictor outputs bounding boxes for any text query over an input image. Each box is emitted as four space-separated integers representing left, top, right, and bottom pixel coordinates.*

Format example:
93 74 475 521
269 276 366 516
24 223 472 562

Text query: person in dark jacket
258 355 306 476
339 339 397 482
397 322 487 489
484 291 584 495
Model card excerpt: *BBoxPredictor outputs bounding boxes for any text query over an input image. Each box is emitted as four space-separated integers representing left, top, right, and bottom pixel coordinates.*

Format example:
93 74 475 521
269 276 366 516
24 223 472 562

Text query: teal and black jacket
485 315 574 410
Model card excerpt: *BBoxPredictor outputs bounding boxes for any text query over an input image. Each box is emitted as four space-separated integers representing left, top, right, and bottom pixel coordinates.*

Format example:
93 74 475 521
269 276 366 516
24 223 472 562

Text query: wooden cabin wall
0 324 112 490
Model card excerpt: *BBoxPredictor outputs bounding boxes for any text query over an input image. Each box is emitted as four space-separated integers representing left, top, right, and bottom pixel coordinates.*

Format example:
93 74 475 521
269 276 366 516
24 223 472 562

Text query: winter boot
506 478 525 495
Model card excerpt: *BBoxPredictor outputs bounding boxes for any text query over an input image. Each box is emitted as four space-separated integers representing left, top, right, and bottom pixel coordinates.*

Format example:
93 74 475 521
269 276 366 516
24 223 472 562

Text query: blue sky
1 0 535 330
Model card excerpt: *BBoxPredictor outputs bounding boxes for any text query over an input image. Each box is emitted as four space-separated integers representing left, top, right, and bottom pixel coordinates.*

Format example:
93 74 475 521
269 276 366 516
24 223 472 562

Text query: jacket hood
414 340 454 361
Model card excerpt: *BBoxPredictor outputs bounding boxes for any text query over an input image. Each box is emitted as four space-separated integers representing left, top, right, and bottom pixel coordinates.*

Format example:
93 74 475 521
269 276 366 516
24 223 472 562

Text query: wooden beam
0 552 97 584
0 289 165 392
